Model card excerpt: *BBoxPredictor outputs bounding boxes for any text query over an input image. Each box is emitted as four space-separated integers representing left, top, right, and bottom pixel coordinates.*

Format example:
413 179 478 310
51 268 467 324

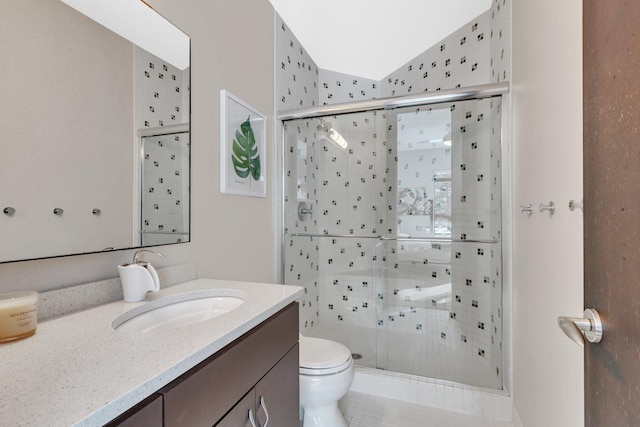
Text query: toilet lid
299 336 352 370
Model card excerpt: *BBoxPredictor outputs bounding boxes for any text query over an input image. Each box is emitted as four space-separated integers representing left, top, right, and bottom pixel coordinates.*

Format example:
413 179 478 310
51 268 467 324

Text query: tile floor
339 391 514 427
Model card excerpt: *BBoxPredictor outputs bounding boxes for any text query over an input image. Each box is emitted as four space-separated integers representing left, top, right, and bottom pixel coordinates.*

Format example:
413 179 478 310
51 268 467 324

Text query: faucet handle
133 249 166 265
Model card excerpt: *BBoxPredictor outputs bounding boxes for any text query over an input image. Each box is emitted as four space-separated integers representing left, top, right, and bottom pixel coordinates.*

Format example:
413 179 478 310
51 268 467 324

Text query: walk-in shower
282 83 507 390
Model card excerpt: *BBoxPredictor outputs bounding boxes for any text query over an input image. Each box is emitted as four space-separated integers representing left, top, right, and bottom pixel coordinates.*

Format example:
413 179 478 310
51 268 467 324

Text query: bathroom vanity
0 279 303 426
108 302 299 426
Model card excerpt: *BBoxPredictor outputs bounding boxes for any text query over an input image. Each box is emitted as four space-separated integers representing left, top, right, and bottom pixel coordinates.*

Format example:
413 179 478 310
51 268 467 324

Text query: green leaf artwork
231 116 261 183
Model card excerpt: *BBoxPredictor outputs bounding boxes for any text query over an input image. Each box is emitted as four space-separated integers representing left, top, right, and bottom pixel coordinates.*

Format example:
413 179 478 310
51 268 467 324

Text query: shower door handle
557 308 603 346
298 202 313 220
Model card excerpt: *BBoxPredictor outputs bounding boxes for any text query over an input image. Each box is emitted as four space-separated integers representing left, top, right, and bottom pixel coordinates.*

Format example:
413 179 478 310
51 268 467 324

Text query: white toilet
299 335 354 427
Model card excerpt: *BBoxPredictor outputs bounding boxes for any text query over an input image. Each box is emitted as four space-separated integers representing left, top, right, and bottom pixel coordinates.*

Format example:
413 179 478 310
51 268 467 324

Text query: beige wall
0 0 134 262
511 0 584 425
146 0 277 284
0 0 277 293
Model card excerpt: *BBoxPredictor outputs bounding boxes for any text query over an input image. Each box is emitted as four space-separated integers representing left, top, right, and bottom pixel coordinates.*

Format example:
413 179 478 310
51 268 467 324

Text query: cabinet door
215 389 256 427
163 303 298 427
254 344 300 427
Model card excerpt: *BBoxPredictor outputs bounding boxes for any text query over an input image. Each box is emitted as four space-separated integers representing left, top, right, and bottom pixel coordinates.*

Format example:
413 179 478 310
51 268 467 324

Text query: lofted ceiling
269 0 492 81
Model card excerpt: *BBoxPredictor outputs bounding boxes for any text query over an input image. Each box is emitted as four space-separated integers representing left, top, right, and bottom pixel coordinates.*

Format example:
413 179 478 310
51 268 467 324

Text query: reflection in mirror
140 126 190 246
396 108 451 238
0 0 190 263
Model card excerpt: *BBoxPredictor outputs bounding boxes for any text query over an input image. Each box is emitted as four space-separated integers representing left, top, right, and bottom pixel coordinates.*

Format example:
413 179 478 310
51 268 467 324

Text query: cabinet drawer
162 302 298 427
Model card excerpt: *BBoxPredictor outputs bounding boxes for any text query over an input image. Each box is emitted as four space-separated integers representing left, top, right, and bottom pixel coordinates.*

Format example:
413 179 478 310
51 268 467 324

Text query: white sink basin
112 290 245 333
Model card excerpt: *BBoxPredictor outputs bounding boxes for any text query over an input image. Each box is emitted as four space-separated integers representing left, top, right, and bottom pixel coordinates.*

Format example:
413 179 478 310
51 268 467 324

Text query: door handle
557 308 603 346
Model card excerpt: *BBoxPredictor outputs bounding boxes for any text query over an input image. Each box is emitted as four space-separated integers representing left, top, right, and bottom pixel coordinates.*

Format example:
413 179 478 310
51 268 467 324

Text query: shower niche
283 92 504 390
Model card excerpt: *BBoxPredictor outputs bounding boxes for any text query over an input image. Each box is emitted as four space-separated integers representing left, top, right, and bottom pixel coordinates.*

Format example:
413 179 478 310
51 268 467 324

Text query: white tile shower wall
489 98 504 386
283 119 321 331
276 18 324 332
380 11 491 98
449 97 503 389
277 2 511 106
315 112 388 328
490 0 511 84
135 47 190 245
276 14 320 111
318 69 381 105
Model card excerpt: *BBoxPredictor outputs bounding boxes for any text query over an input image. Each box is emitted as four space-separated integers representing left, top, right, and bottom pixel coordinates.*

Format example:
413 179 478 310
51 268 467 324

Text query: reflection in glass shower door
381 97 503 389
140 130 190 246
433 170 451 235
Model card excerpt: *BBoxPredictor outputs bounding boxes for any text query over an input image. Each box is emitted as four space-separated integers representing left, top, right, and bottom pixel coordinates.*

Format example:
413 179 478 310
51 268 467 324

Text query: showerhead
316 121 348 150
317 121 332 133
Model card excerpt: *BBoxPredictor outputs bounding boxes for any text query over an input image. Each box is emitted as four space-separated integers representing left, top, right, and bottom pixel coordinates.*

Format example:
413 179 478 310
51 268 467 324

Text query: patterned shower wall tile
491 0 511 84
319 69 381 105
276 14 320 111
285 236 320 331
277 1 510 107
380 11 491 98
283 119 322 331
135 47 189 127
450 98 501 242
314 112 387 237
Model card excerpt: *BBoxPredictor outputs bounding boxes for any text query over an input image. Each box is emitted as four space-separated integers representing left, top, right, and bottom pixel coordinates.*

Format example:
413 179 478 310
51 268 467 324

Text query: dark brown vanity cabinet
107 303 299 427
215 344 299 426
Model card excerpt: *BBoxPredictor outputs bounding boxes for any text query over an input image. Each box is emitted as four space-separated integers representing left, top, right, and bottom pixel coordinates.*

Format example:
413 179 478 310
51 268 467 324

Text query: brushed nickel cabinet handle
258 396 270 427
248 408 258 427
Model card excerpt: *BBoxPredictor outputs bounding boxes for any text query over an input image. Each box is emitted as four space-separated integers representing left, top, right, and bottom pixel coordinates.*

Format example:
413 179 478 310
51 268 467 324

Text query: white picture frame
219 90 267 197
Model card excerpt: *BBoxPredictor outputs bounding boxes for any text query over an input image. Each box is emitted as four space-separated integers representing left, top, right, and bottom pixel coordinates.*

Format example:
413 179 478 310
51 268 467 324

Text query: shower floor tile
339 391 514 427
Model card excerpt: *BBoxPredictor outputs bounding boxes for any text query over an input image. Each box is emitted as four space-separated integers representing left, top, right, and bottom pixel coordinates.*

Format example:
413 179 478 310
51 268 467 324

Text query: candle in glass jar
0 291 38 343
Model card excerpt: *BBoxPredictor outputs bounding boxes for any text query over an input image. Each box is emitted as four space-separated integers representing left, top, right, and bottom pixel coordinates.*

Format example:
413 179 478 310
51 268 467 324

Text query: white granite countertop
0 279 304 427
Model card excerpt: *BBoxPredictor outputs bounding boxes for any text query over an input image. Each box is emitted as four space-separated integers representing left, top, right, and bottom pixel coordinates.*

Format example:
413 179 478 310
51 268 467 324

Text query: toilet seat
299 336 353 375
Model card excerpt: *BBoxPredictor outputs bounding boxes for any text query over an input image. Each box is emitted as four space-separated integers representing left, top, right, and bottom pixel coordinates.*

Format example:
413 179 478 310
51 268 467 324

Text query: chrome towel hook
519 204 533 216
539 201 556 215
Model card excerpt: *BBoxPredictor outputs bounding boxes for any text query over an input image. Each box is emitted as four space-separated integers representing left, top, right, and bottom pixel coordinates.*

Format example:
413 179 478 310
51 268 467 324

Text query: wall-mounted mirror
0 0 190 263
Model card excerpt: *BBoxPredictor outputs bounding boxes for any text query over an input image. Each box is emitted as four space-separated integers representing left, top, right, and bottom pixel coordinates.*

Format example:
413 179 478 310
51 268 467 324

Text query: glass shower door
376 104 455 376
283 111 387 367
283 95 504 390
378 98 503 388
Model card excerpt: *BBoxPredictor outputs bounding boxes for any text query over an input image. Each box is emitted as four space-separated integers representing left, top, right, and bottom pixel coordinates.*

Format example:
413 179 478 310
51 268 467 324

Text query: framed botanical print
220 90 267 197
